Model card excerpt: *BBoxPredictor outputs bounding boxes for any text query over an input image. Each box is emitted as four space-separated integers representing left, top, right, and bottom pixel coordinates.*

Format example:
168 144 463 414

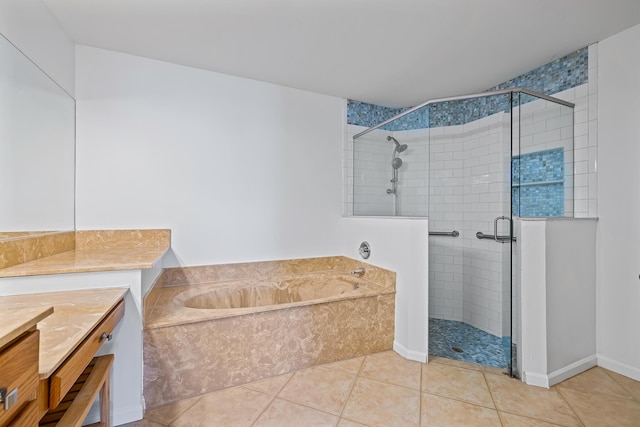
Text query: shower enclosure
349 89 574 375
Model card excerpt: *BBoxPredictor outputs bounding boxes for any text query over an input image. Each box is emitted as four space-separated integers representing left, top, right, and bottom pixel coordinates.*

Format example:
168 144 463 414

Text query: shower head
387 136 408 153
392 157 403 169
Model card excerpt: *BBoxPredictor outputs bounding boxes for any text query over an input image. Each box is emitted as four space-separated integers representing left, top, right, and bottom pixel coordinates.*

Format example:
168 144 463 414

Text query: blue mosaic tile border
346 100 403 128
512 148 565 217
348 47 587 129
346 101 429 131
492 47 587 96
429 94 510 128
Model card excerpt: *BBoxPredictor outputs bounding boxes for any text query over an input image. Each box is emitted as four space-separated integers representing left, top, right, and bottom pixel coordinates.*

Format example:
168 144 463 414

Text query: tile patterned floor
429 318 508 369
121 351 640 427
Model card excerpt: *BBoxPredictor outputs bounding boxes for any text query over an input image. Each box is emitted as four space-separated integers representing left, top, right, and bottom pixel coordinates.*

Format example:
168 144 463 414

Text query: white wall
75 45 345 267
0 0 75 95
545 219 597 380
596 23 640 380
519 218 597 388
341 217 429 362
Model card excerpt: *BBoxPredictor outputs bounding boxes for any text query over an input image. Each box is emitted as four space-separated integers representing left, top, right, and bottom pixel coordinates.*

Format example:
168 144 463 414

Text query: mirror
0 34 75 239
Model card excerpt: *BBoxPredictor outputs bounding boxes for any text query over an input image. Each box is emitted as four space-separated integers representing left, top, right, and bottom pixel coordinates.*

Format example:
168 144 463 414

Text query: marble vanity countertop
0 245 168 278
0 306 54 348
0 288 127 378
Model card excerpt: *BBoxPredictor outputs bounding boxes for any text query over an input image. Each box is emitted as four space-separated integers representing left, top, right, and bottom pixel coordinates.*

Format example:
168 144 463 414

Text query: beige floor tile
499 412 564 426
556 367 633 399
604 369 640 400
278 366 356 415
342 377 420 427
171 386 272 427
119 420 166 427
485 373 582 426
253 398 338 427
144 395 201 425
337 419 369 427
322 356 365 375
421 362 494 408
360 351 422 390
482 365 508 375
428 356 483 371
559 388 640 427
244 372 294 395
421 393 501 427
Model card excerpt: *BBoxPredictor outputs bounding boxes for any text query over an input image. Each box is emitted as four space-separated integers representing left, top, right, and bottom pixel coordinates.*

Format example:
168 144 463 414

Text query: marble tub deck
124 350 640 427
145 272 393 329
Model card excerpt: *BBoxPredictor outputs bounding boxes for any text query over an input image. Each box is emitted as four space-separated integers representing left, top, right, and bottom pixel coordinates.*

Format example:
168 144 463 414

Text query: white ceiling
43 0 640 108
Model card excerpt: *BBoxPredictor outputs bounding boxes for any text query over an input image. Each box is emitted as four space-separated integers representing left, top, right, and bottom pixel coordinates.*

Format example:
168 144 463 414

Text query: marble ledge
0 306 53 348
0 245 169 278
0 287 127 378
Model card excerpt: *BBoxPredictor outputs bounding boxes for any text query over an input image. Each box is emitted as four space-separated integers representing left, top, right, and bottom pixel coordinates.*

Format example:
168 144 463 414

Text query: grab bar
429 230 459 237
475 232 516 242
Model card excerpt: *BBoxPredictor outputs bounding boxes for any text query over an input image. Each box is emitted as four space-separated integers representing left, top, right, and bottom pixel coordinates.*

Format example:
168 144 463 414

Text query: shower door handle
493 216 515 243
476 217 516 243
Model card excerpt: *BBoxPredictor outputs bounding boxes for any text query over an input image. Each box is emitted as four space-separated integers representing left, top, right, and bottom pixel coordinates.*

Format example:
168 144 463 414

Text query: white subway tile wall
428 114 511 336
345 126 429 217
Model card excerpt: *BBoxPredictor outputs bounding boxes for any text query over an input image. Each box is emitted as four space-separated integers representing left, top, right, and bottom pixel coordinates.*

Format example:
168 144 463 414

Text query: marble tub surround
143 257 395 408
159 256 395 289
0 229 170 278
0 306 53 348
145 293 394 407
0 230 75 270
143 274 164 323
0 287 127 377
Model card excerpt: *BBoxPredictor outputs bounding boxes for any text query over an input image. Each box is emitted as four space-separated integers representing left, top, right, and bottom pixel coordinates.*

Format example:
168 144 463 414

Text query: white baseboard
393 341 427 363
548 355 597 387
523 371 549 388
597 354 640 381
524 355 597 388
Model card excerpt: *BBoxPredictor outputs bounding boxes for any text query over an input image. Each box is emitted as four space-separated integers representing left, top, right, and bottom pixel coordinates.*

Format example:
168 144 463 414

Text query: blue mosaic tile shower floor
429 318 508 369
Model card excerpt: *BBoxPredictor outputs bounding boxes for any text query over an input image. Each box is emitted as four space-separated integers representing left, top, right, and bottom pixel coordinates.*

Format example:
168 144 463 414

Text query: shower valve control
359 241 371 259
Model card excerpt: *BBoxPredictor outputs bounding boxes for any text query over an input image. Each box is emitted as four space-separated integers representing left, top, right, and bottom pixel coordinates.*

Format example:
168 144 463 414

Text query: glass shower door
428 93 514 372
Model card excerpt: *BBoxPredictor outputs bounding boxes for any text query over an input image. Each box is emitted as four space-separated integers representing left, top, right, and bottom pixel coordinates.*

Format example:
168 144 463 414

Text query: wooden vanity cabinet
37 298 124 426
0 330 40 426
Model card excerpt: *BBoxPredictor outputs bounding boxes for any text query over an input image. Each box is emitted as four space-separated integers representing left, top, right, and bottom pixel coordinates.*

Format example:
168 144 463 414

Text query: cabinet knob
99 332 113 343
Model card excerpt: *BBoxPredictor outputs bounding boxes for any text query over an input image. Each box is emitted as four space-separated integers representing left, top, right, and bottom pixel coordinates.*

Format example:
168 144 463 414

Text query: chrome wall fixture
358 241 371 259
386 136 409 215
429 230 460 237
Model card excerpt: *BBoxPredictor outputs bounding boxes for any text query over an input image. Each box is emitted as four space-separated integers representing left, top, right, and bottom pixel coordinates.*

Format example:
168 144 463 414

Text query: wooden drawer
7 399 39 427
48 300 124 409
0 330 39 426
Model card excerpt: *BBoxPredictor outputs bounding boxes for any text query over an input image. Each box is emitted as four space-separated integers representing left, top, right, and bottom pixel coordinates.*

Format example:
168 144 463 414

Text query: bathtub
143 256 395 408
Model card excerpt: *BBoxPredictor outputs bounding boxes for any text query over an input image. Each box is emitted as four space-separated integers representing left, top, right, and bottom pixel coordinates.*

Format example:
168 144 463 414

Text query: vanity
0 230 170 426
0 289 126 426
